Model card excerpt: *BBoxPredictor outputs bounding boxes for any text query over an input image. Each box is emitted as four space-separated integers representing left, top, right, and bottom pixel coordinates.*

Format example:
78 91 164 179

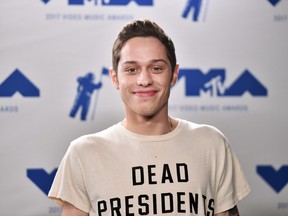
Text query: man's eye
152 67 163 73
126 68 136 73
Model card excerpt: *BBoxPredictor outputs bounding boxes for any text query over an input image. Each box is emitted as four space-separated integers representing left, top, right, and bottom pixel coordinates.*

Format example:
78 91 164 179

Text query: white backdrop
0 0 287 215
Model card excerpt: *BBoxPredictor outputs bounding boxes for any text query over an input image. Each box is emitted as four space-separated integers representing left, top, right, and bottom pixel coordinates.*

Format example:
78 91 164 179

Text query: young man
49 19 251 216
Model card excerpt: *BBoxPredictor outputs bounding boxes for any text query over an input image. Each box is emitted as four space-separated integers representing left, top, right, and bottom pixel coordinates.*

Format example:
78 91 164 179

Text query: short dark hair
112 19 177 72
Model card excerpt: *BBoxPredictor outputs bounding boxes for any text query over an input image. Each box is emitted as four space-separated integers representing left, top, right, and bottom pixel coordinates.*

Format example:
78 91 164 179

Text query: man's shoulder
70 123 120 148
179 118 227 140
180 118 221 132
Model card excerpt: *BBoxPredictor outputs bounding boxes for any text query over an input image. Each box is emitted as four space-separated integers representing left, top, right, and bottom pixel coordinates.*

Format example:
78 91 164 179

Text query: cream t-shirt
48 119 250 215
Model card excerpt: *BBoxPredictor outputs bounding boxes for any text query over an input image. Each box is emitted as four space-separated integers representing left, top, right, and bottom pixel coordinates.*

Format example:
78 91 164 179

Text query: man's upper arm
215 205 239 216
61 202 89 216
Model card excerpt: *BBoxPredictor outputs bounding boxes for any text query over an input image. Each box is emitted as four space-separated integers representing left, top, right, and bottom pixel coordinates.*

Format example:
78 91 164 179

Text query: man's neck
122 114 175 135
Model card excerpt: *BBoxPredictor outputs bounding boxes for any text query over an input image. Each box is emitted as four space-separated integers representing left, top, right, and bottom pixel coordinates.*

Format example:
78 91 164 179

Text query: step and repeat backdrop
0 0 287 215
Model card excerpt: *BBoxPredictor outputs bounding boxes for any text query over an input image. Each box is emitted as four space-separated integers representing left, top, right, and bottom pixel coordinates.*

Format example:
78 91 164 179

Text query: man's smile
133 89 158 97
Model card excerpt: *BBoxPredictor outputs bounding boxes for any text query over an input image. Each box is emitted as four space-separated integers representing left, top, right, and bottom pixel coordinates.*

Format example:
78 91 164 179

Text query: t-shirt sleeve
214 139 251 214
48 142 91 213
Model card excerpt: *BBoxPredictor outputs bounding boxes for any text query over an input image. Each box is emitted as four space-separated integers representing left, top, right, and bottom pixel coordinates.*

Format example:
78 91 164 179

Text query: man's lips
133 90 158 97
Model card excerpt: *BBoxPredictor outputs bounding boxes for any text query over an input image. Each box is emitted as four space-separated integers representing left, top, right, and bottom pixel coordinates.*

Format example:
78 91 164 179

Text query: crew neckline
116 118 185 141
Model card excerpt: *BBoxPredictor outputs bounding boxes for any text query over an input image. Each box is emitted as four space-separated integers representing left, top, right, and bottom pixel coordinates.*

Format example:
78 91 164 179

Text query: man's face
110 36 179 118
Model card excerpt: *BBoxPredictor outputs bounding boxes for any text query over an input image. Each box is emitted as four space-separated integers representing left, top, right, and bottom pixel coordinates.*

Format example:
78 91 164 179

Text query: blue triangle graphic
268 0 281 6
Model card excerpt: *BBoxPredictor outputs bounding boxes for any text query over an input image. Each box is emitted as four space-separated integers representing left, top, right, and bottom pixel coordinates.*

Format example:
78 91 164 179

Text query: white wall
0 0 287 215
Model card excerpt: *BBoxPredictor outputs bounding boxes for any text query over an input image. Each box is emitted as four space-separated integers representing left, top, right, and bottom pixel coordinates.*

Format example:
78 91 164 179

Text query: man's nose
136 70 152 87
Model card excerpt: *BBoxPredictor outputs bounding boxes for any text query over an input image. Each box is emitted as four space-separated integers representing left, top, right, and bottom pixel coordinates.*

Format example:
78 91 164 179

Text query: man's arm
215 205 239 216
62 202 89 216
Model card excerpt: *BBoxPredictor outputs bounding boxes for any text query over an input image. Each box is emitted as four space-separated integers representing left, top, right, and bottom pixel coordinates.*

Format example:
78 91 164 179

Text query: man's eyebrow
122 59 169 65
151 59 169 64
122 61 137 65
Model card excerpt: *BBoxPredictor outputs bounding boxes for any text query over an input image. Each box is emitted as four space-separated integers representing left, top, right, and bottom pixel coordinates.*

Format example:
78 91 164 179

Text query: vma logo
0 69 40 97
182 0 210 22
257 165 288 193
41 0 154 6
69 67 109 121
68 0 153 6
177 69 268 97
267 0 282 6
27 168 57 195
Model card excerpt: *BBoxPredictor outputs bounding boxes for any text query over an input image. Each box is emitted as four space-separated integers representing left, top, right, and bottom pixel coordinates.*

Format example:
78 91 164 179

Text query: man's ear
171 64 179 87
110 67 119 89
